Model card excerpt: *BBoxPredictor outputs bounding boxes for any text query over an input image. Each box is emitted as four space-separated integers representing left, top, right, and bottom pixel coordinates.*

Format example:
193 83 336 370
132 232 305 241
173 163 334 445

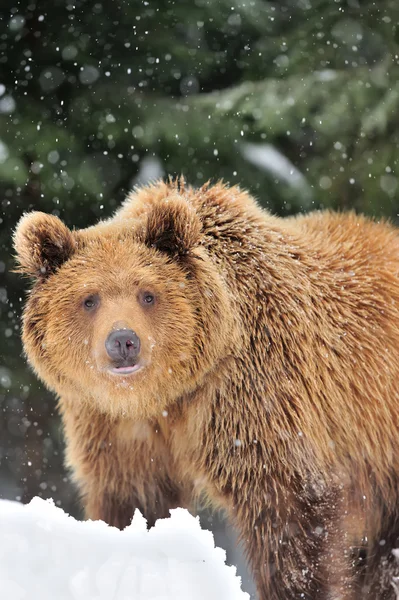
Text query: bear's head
14 190 237 419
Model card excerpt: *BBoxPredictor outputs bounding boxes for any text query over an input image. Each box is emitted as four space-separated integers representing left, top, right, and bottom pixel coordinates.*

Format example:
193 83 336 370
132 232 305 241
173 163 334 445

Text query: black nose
105 329 140 362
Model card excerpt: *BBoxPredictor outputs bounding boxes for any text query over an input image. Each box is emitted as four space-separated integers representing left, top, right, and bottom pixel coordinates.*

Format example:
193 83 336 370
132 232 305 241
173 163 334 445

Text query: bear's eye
83 295 99 311
141 292 155 306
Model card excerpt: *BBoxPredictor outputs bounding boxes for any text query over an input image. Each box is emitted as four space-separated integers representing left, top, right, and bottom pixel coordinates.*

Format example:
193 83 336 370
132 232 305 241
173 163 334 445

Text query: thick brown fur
14 179 399 599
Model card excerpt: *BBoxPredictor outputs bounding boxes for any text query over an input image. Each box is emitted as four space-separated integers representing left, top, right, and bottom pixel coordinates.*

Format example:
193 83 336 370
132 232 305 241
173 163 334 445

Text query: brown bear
13 179 399 599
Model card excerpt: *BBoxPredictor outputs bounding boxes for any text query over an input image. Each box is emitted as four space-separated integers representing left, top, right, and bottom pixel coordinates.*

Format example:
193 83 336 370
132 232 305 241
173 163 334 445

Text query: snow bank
0 498 249 600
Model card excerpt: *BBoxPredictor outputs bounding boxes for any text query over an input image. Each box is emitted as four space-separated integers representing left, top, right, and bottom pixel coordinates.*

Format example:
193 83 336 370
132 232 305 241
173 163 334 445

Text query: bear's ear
13 212 75 279
144 198 201 257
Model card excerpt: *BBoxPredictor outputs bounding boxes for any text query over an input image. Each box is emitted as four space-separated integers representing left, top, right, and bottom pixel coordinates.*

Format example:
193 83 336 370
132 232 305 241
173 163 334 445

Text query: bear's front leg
233 480 355 600
61 402 185 529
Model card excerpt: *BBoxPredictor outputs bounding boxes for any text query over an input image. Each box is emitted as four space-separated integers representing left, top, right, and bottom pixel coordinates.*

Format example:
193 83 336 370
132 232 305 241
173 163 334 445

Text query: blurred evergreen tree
0 0 398 523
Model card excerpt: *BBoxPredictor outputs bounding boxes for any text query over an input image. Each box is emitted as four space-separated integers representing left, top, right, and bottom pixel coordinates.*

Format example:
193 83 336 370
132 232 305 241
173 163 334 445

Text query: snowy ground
0 497 249 600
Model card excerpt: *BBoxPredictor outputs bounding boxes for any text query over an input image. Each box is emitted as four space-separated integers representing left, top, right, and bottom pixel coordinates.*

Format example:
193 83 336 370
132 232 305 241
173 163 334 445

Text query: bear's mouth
108 362 143 376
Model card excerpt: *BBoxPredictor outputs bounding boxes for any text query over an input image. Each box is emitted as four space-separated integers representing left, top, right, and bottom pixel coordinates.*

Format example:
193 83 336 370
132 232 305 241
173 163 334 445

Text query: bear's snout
105 329 141 365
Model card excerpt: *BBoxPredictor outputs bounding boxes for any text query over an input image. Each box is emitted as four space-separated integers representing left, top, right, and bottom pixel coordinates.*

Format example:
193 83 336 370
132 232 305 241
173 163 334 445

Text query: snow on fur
0 497 249 600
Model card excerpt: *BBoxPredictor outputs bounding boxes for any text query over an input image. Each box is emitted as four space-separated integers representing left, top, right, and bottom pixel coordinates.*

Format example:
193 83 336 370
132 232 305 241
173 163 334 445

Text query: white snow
240 141 312 203
132 155 164 186
241 142 305 187
0 497 249 600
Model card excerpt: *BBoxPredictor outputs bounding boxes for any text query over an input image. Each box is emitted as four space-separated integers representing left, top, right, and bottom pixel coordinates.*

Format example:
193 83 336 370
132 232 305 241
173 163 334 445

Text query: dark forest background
0 0 398 596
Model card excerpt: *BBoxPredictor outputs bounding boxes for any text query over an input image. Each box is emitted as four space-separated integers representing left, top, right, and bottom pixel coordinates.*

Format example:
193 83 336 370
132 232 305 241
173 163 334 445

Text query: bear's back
287 210 399 267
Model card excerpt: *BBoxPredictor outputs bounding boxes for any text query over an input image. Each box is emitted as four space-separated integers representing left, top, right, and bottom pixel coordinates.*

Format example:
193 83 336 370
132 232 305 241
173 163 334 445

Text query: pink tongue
115 366 135 372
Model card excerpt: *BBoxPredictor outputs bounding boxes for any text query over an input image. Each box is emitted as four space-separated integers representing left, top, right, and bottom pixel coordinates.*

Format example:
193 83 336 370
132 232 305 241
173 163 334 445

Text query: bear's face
14 197 235 419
